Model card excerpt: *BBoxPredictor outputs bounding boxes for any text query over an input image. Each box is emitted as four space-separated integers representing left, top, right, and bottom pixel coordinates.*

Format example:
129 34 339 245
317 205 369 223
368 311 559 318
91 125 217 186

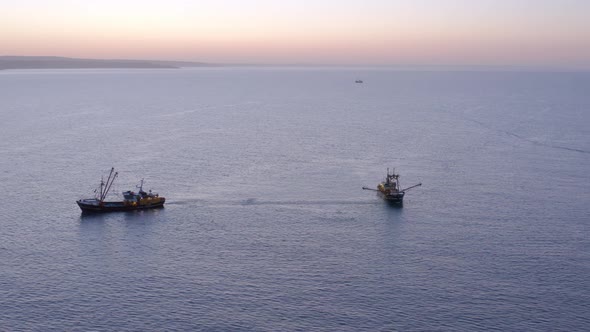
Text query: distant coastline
1 56 587 72
0 56 213 70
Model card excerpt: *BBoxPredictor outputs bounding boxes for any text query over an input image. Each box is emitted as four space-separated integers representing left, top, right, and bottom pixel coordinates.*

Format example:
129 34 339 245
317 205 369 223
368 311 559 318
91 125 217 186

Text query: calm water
0 68 589 331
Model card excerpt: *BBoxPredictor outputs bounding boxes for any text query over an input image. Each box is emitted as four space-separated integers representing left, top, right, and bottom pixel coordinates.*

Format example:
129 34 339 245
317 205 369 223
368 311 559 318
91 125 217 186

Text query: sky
1 0 589 67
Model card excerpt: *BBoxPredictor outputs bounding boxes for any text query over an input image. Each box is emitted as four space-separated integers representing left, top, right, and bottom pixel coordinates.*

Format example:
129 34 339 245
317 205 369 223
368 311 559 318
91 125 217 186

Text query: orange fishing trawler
77 168 165 213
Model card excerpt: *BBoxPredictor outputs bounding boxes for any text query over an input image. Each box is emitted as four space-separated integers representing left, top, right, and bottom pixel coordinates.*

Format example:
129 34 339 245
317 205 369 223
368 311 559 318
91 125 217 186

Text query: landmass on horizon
2 56 586 72
0 56 213 70
0 56 360 70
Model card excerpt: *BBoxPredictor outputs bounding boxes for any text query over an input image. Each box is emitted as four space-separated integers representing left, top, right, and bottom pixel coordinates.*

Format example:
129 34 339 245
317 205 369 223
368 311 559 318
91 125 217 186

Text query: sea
0 67 588 331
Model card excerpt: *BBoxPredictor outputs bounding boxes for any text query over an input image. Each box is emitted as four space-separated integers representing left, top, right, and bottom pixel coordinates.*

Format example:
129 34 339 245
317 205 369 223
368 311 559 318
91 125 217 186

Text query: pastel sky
1 0 589 67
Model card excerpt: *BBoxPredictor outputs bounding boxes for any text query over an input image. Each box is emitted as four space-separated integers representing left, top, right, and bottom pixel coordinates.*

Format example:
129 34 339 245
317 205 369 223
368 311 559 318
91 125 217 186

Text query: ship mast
99 177 104 200
99 167 118 202
137 178 144 192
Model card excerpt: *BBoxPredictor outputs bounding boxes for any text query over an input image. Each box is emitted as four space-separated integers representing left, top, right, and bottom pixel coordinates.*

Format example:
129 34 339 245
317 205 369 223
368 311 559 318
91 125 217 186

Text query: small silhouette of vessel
77 168 165 213
355 79 363 83
363 168 421 204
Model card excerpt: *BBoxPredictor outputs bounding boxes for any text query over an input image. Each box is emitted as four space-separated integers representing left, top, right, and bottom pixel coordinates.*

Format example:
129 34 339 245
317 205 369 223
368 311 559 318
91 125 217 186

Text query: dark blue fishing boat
77 168 165 213
363 168 421 204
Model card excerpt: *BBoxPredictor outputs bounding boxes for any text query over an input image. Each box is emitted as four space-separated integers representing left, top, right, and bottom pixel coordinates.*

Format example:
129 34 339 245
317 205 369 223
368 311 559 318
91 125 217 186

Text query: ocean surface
0 67 588 331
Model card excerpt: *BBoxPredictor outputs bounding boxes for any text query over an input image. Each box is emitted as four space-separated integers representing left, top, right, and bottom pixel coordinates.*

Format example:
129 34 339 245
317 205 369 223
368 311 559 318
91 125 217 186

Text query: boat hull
77 198 165 213
378 192 404 204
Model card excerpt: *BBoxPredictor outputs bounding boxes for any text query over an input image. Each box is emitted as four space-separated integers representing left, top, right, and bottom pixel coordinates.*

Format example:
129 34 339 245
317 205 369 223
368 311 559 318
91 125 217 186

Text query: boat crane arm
401 183 422 192
102 172 118 200
100 167 116 201
362 187 379 192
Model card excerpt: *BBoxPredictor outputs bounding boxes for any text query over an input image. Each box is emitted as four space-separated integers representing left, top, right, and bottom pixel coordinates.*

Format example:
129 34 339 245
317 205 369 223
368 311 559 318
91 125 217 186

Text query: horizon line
1 55 589 72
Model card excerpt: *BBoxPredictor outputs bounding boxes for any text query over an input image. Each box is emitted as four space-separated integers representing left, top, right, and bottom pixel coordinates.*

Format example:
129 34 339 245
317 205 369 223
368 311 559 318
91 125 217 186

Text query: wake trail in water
239 198 379 206
151 102 262 118
167 198 379 206
464 117 590 155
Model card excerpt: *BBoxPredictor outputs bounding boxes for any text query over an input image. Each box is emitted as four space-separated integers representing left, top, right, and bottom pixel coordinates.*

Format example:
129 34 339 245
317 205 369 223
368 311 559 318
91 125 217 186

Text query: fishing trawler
77 168 165 213
363 168 421 204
